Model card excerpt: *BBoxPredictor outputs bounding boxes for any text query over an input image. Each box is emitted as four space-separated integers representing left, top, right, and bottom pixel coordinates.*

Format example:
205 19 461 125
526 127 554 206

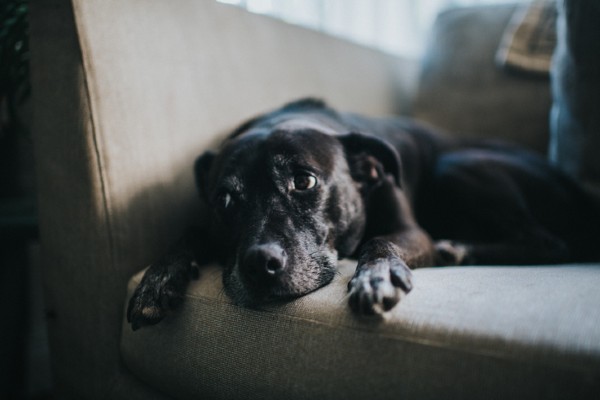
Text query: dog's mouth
222 249 338 307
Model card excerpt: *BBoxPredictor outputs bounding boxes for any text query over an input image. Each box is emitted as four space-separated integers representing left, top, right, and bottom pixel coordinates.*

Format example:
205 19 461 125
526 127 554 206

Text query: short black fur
127 98 600 329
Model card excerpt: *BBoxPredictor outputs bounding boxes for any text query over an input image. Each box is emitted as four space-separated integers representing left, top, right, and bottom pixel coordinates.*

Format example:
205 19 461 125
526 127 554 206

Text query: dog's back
243 99 600 263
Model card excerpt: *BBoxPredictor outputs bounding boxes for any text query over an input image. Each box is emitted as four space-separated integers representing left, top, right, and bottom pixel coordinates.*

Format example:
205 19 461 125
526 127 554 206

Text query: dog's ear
194 151 216 202
338 132 402 187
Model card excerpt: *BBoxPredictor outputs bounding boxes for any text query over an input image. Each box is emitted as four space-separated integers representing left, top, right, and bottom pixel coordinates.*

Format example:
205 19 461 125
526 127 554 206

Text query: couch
30 1 600 399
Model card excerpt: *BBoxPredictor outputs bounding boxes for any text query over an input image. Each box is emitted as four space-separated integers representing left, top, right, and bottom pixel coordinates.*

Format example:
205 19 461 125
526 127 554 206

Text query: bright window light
217 0 532 58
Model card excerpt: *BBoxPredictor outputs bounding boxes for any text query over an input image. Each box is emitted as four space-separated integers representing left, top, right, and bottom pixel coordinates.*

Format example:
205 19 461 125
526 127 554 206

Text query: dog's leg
435 227 571 266
427 152 576 266
127 227 213 330
348 177 435 315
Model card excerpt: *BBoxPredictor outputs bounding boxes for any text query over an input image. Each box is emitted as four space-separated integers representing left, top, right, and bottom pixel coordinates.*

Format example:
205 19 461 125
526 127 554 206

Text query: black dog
127 98 600 330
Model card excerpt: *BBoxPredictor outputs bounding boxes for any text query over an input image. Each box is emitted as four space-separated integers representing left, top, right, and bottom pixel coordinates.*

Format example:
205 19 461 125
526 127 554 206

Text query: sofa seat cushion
121 261 600 400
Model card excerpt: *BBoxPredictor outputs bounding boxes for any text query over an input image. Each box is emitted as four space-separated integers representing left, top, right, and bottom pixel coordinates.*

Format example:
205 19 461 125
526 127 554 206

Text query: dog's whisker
216 287 228 301
339 289 354 304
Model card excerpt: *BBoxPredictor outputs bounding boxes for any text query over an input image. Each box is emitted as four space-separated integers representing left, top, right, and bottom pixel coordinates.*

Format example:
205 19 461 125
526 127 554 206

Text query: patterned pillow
496 0 557 77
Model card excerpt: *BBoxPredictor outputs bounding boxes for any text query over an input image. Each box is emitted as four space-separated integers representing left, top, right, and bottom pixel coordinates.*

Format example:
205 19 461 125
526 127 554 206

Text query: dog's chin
222 267 337 309
222 279 330 309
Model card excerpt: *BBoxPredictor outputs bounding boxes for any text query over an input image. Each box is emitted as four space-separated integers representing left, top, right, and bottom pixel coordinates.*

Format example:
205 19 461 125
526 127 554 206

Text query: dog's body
128 99 600 330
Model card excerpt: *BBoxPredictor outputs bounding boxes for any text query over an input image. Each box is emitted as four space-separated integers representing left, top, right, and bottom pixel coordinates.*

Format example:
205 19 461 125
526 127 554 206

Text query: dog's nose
243 244 287 277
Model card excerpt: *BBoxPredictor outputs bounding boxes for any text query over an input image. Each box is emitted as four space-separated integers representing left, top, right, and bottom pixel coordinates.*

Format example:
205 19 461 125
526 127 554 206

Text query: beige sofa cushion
122 262 600 400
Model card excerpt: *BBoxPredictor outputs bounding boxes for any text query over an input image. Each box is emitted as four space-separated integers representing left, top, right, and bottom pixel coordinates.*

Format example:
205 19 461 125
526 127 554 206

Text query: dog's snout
243 244 287 277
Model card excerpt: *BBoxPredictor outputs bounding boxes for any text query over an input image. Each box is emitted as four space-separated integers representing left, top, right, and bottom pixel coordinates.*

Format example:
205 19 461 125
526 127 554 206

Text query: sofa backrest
30 0 417 397
413 4 552 154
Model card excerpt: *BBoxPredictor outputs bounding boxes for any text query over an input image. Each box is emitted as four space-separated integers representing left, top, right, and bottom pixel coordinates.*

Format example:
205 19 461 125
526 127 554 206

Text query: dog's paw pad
347 258 412 316
141 306 163 319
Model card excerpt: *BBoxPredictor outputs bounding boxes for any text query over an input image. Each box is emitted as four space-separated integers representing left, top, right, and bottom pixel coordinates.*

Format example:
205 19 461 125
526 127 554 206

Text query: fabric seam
70 0 116 270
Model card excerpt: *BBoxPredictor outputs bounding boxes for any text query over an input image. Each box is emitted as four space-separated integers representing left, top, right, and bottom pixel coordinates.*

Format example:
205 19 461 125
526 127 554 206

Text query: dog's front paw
347 257 413 316
127 264 192 331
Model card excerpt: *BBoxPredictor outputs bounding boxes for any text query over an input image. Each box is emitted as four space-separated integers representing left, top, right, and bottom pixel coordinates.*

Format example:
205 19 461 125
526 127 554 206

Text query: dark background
1 1 52 399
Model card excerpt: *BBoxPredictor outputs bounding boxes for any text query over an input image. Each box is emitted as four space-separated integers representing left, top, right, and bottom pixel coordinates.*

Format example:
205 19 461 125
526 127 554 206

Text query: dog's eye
293 174 317 190
217 192 232 209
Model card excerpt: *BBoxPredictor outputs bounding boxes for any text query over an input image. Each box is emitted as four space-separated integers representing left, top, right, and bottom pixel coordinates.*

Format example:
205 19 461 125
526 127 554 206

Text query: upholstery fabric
30 0 416 398
549 0 600 197
122 261 600 400
412 4 552 154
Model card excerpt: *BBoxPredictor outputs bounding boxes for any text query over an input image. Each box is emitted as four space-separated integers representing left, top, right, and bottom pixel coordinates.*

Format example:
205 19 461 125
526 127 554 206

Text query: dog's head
195 100 401 306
